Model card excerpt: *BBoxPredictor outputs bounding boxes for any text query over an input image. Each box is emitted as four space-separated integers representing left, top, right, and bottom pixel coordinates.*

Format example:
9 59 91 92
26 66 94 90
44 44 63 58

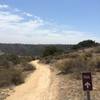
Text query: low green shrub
42 46 62 57
0 69 24 87
0 54 36 88
6 54 20 65
22 63 36 71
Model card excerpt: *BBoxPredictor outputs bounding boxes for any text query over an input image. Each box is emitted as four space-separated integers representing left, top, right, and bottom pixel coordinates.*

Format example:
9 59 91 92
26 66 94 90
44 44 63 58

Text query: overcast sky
0 0 100 44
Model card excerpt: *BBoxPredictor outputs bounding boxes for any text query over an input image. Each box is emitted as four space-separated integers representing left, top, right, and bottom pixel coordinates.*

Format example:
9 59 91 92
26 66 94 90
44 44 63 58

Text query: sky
0 0 100 44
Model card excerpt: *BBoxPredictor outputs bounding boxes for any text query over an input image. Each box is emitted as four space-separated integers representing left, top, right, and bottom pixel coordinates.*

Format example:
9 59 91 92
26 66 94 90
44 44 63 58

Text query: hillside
40 46 100 100
0 43 72 56
5 53 100 100
6 60 53 100
1 41 100 100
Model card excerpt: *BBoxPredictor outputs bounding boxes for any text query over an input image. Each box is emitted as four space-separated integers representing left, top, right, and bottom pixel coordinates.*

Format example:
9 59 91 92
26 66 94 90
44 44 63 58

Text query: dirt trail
6 60 59 100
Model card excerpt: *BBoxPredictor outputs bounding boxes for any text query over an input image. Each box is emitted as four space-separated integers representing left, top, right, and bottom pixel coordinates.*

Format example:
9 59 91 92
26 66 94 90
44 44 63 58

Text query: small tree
43 46 60 57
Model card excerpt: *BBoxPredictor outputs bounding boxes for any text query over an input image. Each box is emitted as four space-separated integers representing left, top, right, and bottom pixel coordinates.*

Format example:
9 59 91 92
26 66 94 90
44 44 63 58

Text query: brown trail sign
82 72 93 91
82 72 93 100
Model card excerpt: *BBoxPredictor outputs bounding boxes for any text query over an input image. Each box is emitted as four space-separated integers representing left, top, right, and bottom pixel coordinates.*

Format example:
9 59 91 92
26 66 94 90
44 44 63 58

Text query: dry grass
94 46 100 53
54 50 100 79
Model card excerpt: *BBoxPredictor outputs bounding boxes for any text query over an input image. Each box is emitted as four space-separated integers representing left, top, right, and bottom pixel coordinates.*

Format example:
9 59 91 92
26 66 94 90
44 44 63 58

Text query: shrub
7 54 20 65
84 52 92 57
55 59 73 73
22 63 36 71
43 46 62 57
0 54 36 87
0 54 20 68
54 57 95 79
94 46 100 53
65 53 79 58
94 57 100 70
79 52 92 61
19 56 34 63
11 69 24 85
72 40 98 49
0 60 10 69
78 40 96 47
96 60 100 69
0 69 24 87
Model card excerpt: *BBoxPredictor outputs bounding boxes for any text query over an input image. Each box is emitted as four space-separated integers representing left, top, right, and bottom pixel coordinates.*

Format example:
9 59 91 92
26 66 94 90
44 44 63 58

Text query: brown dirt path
5 60 59 100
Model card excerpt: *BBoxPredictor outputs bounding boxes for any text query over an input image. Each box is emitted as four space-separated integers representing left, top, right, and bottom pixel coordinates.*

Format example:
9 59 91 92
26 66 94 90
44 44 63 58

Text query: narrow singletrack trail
6 60 59 100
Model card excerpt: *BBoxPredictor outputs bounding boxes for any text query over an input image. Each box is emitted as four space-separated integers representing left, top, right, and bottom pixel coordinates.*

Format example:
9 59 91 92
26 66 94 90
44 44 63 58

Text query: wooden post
86 91 91 100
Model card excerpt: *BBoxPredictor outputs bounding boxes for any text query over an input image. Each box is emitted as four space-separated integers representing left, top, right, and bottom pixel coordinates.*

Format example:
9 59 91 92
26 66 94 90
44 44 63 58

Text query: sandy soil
5 60 100 100
5 60 59 100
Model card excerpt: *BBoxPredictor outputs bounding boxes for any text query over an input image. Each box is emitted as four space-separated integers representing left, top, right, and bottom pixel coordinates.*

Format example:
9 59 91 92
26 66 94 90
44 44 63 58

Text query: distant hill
72 40 99 49
0 43 73 56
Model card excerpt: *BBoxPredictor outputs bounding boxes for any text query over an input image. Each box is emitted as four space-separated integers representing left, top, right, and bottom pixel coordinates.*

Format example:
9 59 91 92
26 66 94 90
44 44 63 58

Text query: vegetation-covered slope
0 44 72 56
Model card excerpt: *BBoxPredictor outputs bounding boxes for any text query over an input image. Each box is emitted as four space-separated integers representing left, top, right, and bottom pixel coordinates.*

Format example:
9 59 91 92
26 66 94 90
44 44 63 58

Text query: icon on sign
85 82 91 89
82 72 93 91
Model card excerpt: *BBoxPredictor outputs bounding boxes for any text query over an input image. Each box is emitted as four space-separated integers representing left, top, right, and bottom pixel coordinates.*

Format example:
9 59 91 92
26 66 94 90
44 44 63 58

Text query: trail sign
82 72 93 91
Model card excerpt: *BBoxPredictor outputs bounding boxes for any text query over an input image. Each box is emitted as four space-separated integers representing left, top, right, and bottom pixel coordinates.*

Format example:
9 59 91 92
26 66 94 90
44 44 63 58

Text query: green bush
0 54 36 87
7 54 20 65
43 46 62 57
0 54 20 68
22 63 36 71
72 40 98 49
0 69 24 87
19 56 34 63
11 69 24 85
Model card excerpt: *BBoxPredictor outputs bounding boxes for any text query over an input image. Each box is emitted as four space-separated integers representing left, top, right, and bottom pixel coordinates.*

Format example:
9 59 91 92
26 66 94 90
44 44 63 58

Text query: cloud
0 11 24 23
0 4 99 44
23 12 33 17
0 4 9 9
14 8 21 12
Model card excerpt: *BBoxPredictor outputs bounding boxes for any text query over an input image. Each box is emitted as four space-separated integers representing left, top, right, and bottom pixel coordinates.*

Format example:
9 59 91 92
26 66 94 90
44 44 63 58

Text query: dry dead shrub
94 46 100 53
22 63 36 71
54 56 97 79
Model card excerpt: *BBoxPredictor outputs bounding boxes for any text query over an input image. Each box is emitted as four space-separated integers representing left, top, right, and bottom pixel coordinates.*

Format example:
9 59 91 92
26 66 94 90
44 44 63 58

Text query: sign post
86 91 91 100
82 72 93 100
